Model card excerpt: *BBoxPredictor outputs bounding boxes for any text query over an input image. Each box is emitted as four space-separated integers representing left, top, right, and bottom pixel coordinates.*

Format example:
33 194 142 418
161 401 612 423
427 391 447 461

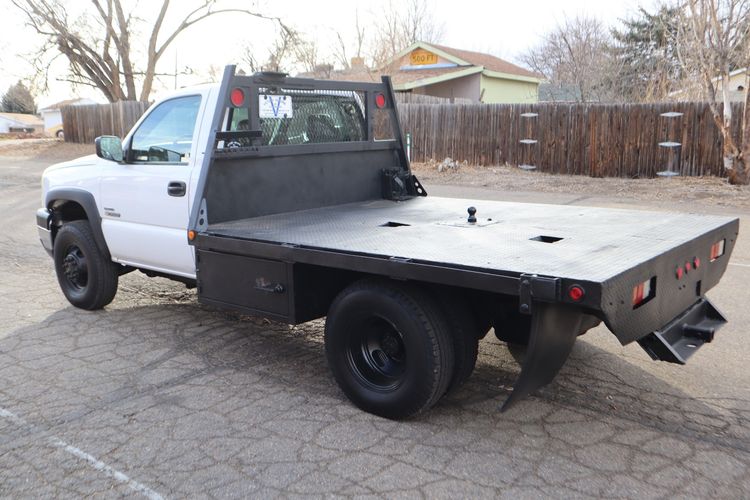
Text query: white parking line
0 407 163 500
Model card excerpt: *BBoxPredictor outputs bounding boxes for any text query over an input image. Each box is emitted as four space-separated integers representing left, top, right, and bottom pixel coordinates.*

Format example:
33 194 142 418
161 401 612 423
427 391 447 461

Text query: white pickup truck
37 66 738 419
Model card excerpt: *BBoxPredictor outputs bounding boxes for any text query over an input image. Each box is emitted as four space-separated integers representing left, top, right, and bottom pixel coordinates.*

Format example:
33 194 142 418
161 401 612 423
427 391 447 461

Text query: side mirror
95 135 124 162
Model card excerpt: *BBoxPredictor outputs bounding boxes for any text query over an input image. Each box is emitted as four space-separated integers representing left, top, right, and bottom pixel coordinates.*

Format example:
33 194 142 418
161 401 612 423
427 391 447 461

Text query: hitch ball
467 206 477 224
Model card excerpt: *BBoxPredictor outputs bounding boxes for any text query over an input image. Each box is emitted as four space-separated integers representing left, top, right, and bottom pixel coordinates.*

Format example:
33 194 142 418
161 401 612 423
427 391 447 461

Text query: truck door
100 93 206 278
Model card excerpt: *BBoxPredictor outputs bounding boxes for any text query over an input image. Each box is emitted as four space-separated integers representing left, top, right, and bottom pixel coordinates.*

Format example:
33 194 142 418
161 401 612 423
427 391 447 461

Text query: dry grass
0 139 94 161
412 162 750 209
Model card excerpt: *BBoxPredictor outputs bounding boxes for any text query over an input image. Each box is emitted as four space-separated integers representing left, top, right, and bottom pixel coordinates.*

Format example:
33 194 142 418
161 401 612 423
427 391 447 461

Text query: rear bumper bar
637 299 726 364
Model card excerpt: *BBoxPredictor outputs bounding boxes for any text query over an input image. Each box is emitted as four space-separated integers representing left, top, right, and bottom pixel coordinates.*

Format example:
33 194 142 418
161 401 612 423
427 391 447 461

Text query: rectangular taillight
710 240 725 261
633 277 656 308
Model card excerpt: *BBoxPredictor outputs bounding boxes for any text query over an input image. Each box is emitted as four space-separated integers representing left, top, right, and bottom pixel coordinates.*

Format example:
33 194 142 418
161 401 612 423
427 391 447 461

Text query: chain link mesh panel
225 89 367 147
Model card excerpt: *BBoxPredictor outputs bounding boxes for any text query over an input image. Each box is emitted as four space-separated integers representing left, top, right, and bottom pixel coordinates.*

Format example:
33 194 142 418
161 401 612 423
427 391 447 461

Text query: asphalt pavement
0 149 748 498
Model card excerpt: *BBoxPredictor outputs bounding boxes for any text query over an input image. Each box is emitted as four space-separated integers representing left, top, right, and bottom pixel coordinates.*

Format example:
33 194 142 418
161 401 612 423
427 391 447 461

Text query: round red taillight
568 285 585 302
375 93 386 108
676 266 684 279
685 261 692 272
230 88 245 107
693 257 701 269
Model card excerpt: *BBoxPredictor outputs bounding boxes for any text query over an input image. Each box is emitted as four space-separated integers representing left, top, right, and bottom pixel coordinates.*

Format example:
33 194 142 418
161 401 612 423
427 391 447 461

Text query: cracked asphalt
1 144 749 498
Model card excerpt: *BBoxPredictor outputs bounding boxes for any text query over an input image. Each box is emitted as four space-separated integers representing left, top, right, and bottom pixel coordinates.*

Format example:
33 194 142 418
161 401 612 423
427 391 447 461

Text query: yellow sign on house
409 49 438 66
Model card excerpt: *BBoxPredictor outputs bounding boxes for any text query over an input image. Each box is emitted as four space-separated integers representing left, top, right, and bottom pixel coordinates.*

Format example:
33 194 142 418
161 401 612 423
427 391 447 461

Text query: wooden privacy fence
61 98 744 178
61 101 150 144
399 101 745 178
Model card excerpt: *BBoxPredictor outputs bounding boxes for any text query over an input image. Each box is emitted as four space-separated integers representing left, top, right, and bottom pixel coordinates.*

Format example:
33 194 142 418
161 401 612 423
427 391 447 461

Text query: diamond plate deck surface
207 197 736 282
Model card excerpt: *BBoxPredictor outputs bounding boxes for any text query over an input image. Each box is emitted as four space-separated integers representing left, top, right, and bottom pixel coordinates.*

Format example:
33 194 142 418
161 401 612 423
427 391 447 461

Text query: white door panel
100 165 194 276
100 93 206 277
102 220 195 277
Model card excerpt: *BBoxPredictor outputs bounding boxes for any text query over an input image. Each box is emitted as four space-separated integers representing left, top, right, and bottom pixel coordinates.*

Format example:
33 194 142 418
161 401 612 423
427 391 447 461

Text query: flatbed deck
206 196 735 283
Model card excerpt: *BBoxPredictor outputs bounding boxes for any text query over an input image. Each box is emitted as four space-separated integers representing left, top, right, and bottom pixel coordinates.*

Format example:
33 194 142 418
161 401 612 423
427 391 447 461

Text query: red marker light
568 285 585 302
685 261 692 272
230 88 245 107
676 266 684 279
693 257 701 269
375 93 386 108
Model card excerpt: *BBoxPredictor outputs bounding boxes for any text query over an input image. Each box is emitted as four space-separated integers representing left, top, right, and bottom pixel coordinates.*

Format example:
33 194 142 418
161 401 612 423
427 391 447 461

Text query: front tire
324 279 455 419
53 221 118 310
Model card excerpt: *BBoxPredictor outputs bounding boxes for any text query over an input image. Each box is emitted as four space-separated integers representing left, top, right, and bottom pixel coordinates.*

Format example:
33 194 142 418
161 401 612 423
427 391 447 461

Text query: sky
0 0 650 108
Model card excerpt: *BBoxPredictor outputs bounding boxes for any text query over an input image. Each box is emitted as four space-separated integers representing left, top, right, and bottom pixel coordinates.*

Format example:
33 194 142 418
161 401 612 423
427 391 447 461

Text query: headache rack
188 65 423 235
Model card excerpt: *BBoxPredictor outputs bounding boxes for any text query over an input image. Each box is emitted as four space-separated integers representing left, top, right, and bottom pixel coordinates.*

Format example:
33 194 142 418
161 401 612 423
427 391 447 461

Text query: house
718 68 748 102
384 42 542 103
670 68 748 102
39 98 97 137
300 41 543 104
0 112 44 133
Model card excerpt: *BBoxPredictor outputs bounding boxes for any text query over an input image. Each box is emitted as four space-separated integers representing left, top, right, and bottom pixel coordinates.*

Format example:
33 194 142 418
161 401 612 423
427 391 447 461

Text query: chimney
350 56 366 69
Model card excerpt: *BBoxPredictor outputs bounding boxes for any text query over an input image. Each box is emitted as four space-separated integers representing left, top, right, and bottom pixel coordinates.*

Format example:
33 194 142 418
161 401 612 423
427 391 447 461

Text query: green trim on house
393 67 484 91
481 69 543 84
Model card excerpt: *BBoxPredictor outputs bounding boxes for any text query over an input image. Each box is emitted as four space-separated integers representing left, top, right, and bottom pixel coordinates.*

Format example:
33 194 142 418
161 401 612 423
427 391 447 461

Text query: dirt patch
0 139 94 161
412 162 750 209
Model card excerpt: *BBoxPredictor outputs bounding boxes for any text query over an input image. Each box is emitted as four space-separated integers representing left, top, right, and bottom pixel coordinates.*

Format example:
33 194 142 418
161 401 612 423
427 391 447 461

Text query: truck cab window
129 95 202 163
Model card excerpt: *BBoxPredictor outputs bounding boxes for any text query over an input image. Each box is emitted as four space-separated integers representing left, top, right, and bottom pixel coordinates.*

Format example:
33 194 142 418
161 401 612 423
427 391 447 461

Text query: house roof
425 43 542 80
39 98 93 112
0 112 43 126
298 42 542 92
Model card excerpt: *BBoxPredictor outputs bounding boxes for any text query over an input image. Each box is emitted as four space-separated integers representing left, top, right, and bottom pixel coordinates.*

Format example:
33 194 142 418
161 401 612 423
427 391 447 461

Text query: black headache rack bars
187 64 419 235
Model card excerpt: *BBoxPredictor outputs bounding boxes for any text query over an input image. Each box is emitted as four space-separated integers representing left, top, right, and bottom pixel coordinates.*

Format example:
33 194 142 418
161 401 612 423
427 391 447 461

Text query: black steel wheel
325 279 455 419
53 221 118 310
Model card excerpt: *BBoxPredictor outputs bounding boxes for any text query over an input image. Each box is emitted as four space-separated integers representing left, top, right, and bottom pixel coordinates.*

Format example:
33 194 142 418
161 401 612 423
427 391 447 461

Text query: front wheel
53 221 119 310
324 279 455 419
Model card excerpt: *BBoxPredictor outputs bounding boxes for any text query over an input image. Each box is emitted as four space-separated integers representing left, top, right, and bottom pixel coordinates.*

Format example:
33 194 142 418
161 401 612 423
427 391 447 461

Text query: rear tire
324 279 455 419
436 293 479 393
53 221 118 310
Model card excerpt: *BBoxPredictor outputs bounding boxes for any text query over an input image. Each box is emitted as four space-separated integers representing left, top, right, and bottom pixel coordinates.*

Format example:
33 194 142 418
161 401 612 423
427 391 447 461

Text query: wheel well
51 200 88 223
292 264 512 330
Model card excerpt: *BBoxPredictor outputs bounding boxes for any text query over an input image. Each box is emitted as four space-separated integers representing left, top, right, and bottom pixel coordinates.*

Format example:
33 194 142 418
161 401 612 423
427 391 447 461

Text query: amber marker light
188 230 196 241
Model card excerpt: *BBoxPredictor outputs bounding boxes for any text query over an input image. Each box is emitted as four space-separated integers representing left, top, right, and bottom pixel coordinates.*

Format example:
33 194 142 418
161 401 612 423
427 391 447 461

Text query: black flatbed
186 66 739 415
205 196 736 283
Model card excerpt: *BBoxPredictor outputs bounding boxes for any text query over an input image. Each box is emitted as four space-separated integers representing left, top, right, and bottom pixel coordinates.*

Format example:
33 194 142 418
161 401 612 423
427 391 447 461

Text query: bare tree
13 0 286 102
333 10 366 70
370 0 444 69
674 0 750 183
241 24 327 75
521 15 617 103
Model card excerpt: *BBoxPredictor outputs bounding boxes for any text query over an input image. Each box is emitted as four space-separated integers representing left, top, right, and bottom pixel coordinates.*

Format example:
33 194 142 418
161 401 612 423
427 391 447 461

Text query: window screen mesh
226 89 367 147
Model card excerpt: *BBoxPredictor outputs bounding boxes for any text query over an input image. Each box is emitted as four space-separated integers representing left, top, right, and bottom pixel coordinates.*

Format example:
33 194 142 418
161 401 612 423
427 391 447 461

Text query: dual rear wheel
324 280 479 419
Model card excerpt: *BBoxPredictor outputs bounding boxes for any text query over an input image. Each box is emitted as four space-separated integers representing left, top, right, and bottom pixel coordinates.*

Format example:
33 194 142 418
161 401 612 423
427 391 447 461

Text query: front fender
45 188 111 259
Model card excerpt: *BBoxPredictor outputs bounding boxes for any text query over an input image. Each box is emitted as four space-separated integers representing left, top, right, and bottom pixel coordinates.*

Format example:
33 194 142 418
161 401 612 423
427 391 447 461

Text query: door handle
167 181 186 197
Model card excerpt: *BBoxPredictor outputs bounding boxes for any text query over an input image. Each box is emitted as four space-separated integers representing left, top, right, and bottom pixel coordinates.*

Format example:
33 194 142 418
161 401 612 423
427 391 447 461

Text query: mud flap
501 302 583 411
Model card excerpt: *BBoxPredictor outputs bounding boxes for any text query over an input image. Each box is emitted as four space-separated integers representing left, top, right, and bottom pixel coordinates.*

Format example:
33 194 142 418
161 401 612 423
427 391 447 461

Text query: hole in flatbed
530 235 563 243
381 221 410 227
696 280 702 296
